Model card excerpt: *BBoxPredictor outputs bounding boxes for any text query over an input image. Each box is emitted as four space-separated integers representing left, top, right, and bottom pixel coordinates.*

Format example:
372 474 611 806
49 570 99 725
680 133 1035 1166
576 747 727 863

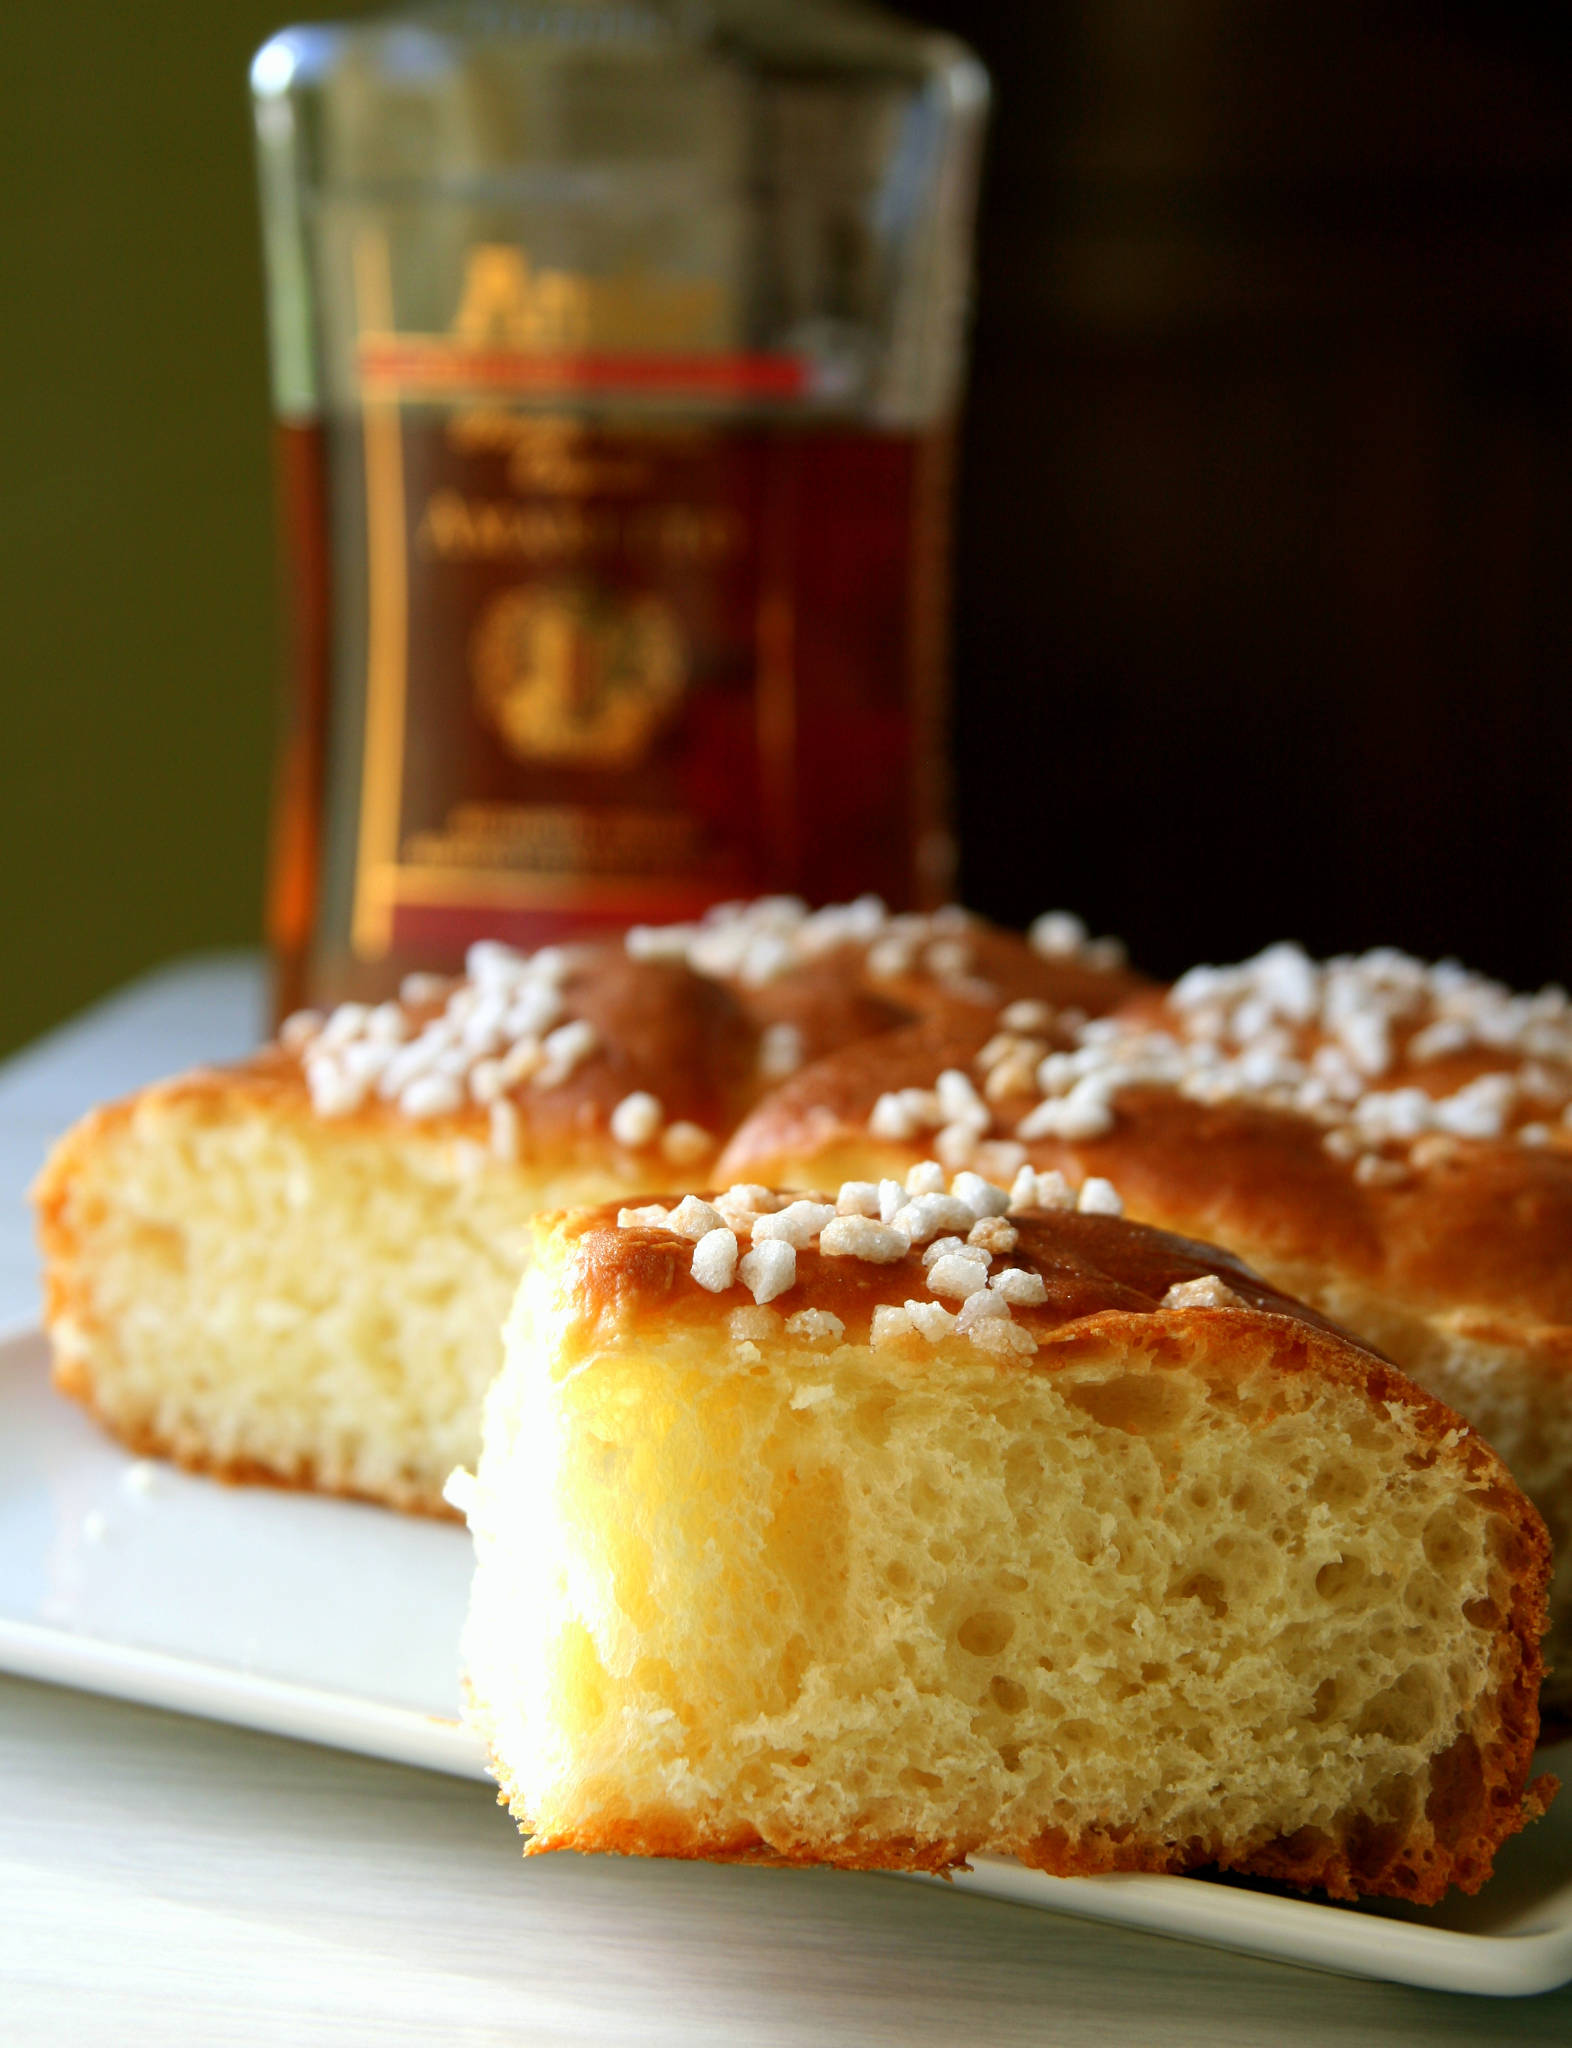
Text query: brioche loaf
451 1173 1554 1901
34 901 1136 1512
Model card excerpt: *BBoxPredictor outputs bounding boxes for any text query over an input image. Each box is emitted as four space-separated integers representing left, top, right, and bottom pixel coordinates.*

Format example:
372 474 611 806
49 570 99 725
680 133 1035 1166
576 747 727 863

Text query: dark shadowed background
5 1 1572 1058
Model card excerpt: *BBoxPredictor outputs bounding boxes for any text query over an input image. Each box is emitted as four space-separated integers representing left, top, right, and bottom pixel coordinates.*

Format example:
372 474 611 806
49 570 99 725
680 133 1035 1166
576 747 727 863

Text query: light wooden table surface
2 958 1570 2045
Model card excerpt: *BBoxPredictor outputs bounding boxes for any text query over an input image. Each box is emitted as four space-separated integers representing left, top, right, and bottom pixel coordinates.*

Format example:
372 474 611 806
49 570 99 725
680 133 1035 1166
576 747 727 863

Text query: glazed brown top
550 1197 1365 1359
166 951 761 1168
163 917 1141 1172
716 1019 1572 1335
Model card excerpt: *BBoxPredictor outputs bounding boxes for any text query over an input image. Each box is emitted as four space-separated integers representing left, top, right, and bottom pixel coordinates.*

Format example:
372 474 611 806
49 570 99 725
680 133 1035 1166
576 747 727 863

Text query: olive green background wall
0 2 376 1061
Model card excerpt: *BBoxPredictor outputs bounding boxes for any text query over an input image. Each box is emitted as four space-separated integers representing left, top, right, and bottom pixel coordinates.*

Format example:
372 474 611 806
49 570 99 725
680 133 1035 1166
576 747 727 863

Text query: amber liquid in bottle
266 418 333 1023
268 408 954 1016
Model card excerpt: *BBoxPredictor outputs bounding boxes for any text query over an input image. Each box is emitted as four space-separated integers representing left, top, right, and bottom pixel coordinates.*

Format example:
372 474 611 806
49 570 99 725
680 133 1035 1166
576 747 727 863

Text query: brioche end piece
32 1075 612 1514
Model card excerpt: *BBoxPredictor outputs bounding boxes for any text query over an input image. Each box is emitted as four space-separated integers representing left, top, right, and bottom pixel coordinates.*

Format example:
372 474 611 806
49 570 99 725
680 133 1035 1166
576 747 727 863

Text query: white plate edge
919 1857 1572 1998
0 1616 489 1783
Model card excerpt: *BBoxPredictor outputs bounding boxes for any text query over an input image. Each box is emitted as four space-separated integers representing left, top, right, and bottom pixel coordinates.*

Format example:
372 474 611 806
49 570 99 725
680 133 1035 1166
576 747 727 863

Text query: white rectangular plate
2 1324 1568 1998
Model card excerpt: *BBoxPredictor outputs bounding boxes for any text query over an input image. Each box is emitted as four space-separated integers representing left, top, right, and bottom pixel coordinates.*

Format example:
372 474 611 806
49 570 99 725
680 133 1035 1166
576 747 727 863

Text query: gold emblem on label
471 583 687 768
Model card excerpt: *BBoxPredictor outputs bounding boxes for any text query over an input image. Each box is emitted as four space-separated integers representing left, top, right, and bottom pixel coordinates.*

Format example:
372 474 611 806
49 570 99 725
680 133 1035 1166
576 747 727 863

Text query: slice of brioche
34 903 1137 1514
453 1174 1554 1902
34 947 756 1513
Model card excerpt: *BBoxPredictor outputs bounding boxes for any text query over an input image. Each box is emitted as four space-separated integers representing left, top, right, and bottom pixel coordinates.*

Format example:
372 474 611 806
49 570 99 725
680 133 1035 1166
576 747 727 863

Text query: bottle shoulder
253 2 985 100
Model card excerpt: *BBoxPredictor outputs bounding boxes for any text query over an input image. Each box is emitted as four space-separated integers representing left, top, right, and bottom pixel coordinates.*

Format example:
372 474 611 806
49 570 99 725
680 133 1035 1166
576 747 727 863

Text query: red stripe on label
358 342 811 399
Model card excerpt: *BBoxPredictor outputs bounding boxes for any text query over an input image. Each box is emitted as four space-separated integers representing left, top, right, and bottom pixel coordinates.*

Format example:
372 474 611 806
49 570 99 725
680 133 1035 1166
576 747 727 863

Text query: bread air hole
1173 1571 1228 1619
957 1610 1015 1657
1063 1372 1195 1437
1358 1669 1441 1746
129 1219 188 1275
1315 1554 1368 1604
1310 1459 1373 1509
1422 1508 1473 1572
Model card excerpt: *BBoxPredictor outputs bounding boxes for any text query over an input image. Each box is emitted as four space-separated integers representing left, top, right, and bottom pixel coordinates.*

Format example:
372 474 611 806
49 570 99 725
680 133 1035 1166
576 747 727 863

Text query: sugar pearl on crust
662 1121 715 1166
609 1091 663 1149
904 1299 958 1343
758 1021 805 1080
534 1019 599 1088
667 1195 726 1240
692 1228 740 1292
870 1093 921 1141
291 937 610 1123
950 1172 1012 1221
870 1303 916 1348
399 971 449 1004
740 1239 796 1303
935 1123 983 1171
968 1216 1018 1253
751 1201 837 1248
922 1235 976 1268
1016 1094 1116 1142
400 1073 465 1119
819 1216 910 1262
890 1193 977 1244
1162 1274 1247 1310
968 1314 1039 1356
955 1288 1010 1331
990 1267 1048 1306
927 1254 991 1301
1008 1166 1078 1213
785 1308 844 1344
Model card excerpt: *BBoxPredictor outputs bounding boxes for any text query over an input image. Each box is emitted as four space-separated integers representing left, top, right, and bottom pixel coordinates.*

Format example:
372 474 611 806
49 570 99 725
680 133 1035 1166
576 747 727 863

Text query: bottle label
348 236 938 959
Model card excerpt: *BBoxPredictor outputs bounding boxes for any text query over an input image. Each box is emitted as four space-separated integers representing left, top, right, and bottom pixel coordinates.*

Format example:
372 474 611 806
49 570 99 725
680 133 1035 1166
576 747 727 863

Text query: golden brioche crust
508 1763 1558 1898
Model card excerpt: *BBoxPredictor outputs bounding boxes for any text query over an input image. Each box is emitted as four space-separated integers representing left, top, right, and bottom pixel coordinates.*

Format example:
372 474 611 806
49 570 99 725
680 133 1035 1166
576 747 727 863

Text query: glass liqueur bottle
252 0 987 1012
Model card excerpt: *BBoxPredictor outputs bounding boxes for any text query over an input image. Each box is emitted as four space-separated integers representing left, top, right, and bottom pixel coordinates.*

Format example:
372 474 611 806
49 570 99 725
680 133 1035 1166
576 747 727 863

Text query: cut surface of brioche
33 906 1138 1512
718 1019 1572 1711
456 1196 1552 1902
36 1080 577 1512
